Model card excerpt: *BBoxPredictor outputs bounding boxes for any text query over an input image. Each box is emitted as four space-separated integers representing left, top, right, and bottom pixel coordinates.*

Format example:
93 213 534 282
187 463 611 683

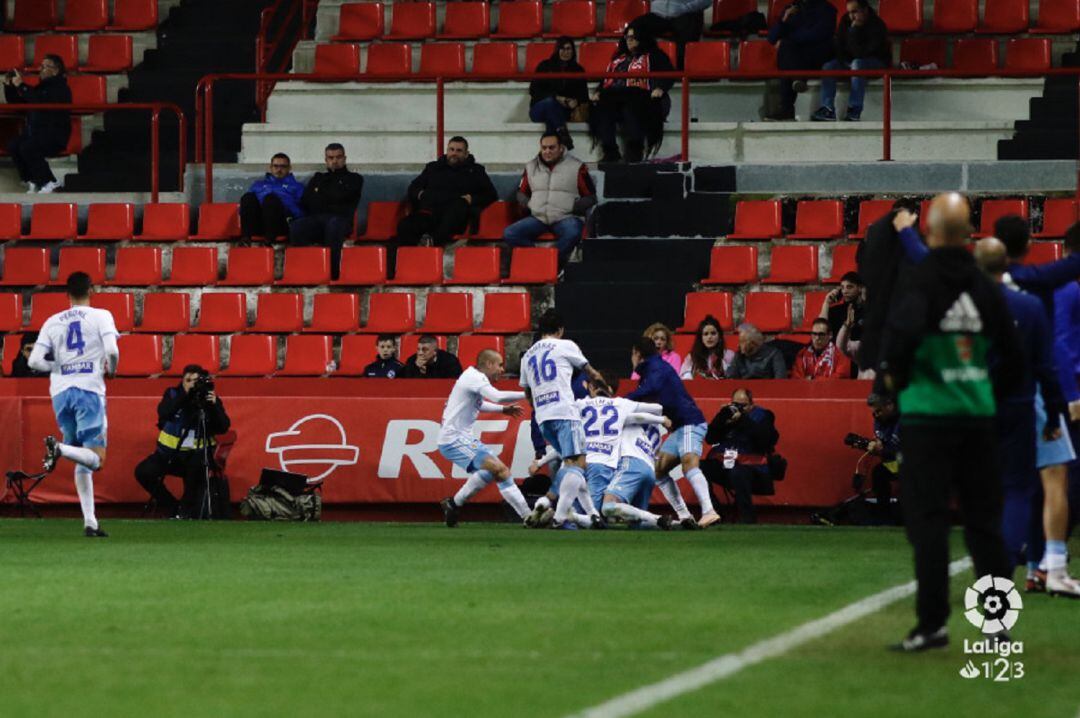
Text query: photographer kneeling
850 393 901 524
700 388 780 524
135 365 231 518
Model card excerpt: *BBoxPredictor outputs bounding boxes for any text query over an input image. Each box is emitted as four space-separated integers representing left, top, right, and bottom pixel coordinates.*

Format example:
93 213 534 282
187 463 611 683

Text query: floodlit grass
0 520 1076 718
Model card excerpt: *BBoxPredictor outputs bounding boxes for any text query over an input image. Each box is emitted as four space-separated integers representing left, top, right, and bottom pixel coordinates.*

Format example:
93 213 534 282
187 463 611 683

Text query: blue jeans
820 57 885 111
529 96 571 132
504 215 583 266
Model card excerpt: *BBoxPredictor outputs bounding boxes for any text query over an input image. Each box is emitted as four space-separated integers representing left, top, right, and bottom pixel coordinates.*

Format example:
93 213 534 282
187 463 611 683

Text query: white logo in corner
265 414 360 482
964 575 1023 634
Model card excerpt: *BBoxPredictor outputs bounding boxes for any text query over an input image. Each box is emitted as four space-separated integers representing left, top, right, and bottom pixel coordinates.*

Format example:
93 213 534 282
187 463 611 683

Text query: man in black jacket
2 55 72 193
397 336 463 379
134 365 231 518
700 388 779 524
288 143 364 280
812 0 890 121
765 0 837 121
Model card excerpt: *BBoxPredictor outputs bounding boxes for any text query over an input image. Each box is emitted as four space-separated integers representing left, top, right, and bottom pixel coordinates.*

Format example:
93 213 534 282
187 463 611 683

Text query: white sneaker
25 182 38 194
1046 571 1080 599
38 180 62 194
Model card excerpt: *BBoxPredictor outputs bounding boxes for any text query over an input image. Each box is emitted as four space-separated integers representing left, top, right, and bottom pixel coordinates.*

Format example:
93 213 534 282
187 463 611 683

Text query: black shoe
440 497 459 527
590 514 608 530
43 435 60 473
889 626 948 652
84 526 108 538
680 517 701 531
658 515 673 531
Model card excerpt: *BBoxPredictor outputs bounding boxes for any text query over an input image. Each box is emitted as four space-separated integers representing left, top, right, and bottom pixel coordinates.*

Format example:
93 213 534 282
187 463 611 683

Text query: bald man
878 193 1025 652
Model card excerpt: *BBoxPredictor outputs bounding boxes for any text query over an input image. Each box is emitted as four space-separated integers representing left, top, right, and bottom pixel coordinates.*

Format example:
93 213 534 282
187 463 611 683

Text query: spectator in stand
288 143 364 281
632 322 682 379
680 315 734 379
727 323 787 379
629 0 712 69
819 271 865 342
765 0 838 121
398 336 463 379
239 153 305 244
587 24 674 164
791 318 852 380
812 0 890 122
502 132 596 276
2 55 72 194
362 335 405 378
9 332 48 377
836 303 875 378
528 37 589 150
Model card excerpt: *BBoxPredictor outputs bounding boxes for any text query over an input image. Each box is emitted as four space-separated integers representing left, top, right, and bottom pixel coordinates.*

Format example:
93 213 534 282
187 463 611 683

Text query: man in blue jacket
240 153 305 244
766 0 838 121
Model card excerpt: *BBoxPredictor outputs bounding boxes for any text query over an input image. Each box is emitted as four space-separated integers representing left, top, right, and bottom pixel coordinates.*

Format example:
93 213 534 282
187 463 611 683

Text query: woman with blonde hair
631 322 681 379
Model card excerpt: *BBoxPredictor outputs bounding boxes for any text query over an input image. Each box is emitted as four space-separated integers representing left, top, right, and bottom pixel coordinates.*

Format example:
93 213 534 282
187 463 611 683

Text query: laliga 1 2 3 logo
964 574 1023 634
265 414 360 482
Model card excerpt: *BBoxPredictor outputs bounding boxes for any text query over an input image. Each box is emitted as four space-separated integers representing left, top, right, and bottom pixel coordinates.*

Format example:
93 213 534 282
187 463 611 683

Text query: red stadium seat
1005 38 1052 71
931 0 976 33
420 292 474 334
68 74 107 110
684 41 731 73
546 1 597 38
710 0 757 29
600 0 648 37
364 292 417 333
223 247 273 286
29 35 78 72
789 200 844 239
23 203 76 240
221 334 276 376
797 290 831 331
58 0 107 31
401 334 447 358
974 199 1028 238
190 203 240 241
10 0 58 31
762 245 818 284
477 292 531 333
278 334 334 376
505 247 558 284
79 203 134 241
109 247 162 286
440 2 490 39
164 246 218 286
953 38 999 73
447 246 500 285
1022 242 1064 265
306 293 361 333
337 333 379 375
456 335 505 365
0 37 26 73
1034 198 1078 238
138 292 190 333
107 0 158 31
420 43 466 75
192 293 247 333
525 42 556 72
358 201 406 241
276 247 331 286
737 41 776 73
824 244 860 283
117 334 163 376
727 200 782 240
471 42 519 77
27 293 70 330
315 43 361 76
494 1 543 39
0 203 23 240
386 1 436 39
166 334 220 375
0 247 50 286
365 42 412 76
332 2 385 41
849 199 893 239
135 203 189 241
89 292 134 332
52 247 106 285
701 245 758 285
388 247 444 286
332 246 388 286
474 201 520 240
579 42 619 74
899 38 947 69
0 294 23 332
82 35 134 73
978 0 1029 34
658 40 678 67
743 291 792 332
677 292 734 332
252 293 303 333
1032 0 1080 33
878 0 923 33
766 0 787 26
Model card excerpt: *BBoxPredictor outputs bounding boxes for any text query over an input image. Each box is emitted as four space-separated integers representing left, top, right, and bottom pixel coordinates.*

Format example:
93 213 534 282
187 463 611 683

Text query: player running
438 349 531 526
29 272 119 537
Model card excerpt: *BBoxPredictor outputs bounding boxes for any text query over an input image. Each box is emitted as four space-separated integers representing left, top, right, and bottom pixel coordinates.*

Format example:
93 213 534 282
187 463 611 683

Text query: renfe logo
378 420 537 479
265 414 361 482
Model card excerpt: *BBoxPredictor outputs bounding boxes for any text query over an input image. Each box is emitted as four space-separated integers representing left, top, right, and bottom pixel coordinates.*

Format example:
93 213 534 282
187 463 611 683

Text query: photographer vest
525 155 583 226
158 410 216 452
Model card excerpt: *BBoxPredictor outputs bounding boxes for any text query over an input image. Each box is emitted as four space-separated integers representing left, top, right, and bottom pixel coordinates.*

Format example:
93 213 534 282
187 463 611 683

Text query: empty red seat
89 292 134 331
136 203 190 241
711 0 758 28
190 203 240 241
221 334 276 376
505 247 558 284
702 245 758 285
878 0 923 33
727 200 782 240
192 293 247 333
278 334 334 376
849 199 894 239
68 74 107 110
52 247 106 285
1022 242 1064 265
0 247 49 286
953 38 1000 73
441 2 490 38
386 1 436 39
1005 38 1052 71
28 293 70 330
789 200 843 239
471 42 519 77
900 38 947 69
677 292 734 332
579 41 619 73
307 293 361 333
389 247 444 286
332 2 385 41
1032 0 1080 33
931 0 976 32
79 203 134 241
477 292 530 333
252 293 303 333
364 292 417 333
494 1 543 39
420 43 466 75
0 37 26 73
138 292 191 333
108 247 161 287
276 246 331 286
315 43 361 76
358 201 406 240
164 246 218 286
0 203 20 240
107 0 158 30
420 292 474 334
474 201 519 240
58 0 107 31
333 246 388 286
684 41 731 73
29 35 78 72
337 334 379 375
974 199 1029 238
166 334 220 375
737 41 776 73
82 34 134 73
601 0 648 37
457 335 505 365
743 291 792 332
546 1 597 38
23 203 76 241
797 290 833 331
224 247 273 286
978 0 1029 34
1035 198 1078 238
365 42 412 75
525 42 556 72
117 334 163 376
448 246 500 285
763 245 818 284
10 0 58 31
824 244 860 283
0 294 23 332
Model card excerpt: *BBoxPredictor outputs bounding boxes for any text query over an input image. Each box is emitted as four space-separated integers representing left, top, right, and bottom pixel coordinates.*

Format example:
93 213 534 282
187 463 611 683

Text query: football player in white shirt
437 349 531 526
602 403 674 530
28 272 119 537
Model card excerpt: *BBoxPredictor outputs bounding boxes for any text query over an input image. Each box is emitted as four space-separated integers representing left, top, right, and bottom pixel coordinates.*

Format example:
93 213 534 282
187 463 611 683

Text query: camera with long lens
191 374 215 406
843 432 872 451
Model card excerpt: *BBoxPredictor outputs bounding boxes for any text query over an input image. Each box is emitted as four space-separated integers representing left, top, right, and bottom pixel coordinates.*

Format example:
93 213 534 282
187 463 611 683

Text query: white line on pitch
565 557 974 718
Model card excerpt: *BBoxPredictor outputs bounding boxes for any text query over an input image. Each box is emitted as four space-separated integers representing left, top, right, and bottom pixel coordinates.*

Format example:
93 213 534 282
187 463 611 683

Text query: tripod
193 403 215 520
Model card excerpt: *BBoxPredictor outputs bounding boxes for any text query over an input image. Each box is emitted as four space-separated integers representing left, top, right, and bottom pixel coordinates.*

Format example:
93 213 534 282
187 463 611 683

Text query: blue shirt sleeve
1009 253 1080 291
898 227 929 263
1054 283 1080 402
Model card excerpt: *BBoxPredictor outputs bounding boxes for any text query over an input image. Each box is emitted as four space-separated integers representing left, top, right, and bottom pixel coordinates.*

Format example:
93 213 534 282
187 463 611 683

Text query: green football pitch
1 520 1078 718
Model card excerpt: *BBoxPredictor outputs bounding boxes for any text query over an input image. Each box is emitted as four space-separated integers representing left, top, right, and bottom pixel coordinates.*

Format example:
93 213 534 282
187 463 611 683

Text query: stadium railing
254 0 319 116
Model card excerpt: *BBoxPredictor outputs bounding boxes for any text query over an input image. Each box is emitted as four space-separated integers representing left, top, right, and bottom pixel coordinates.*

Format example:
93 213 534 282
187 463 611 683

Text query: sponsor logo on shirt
586 441 614 455
535 390 560 407
61 361 94 375
635 437 655 457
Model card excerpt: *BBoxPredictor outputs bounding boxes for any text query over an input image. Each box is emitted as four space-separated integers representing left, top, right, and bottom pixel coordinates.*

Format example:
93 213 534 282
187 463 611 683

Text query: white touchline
566 557 974 718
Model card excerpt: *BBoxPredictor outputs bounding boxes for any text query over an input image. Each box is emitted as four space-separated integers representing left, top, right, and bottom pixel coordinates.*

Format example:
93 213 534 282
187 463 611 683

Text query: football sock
74 466 98 530
657 477 691 520
59 444 101 471
1044 540 1068 573
570 512 592 528
496 478 530 518
554 469 586 524
603 501 658 528
576 484 598 517
685 468 715 515
453 471 492 506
